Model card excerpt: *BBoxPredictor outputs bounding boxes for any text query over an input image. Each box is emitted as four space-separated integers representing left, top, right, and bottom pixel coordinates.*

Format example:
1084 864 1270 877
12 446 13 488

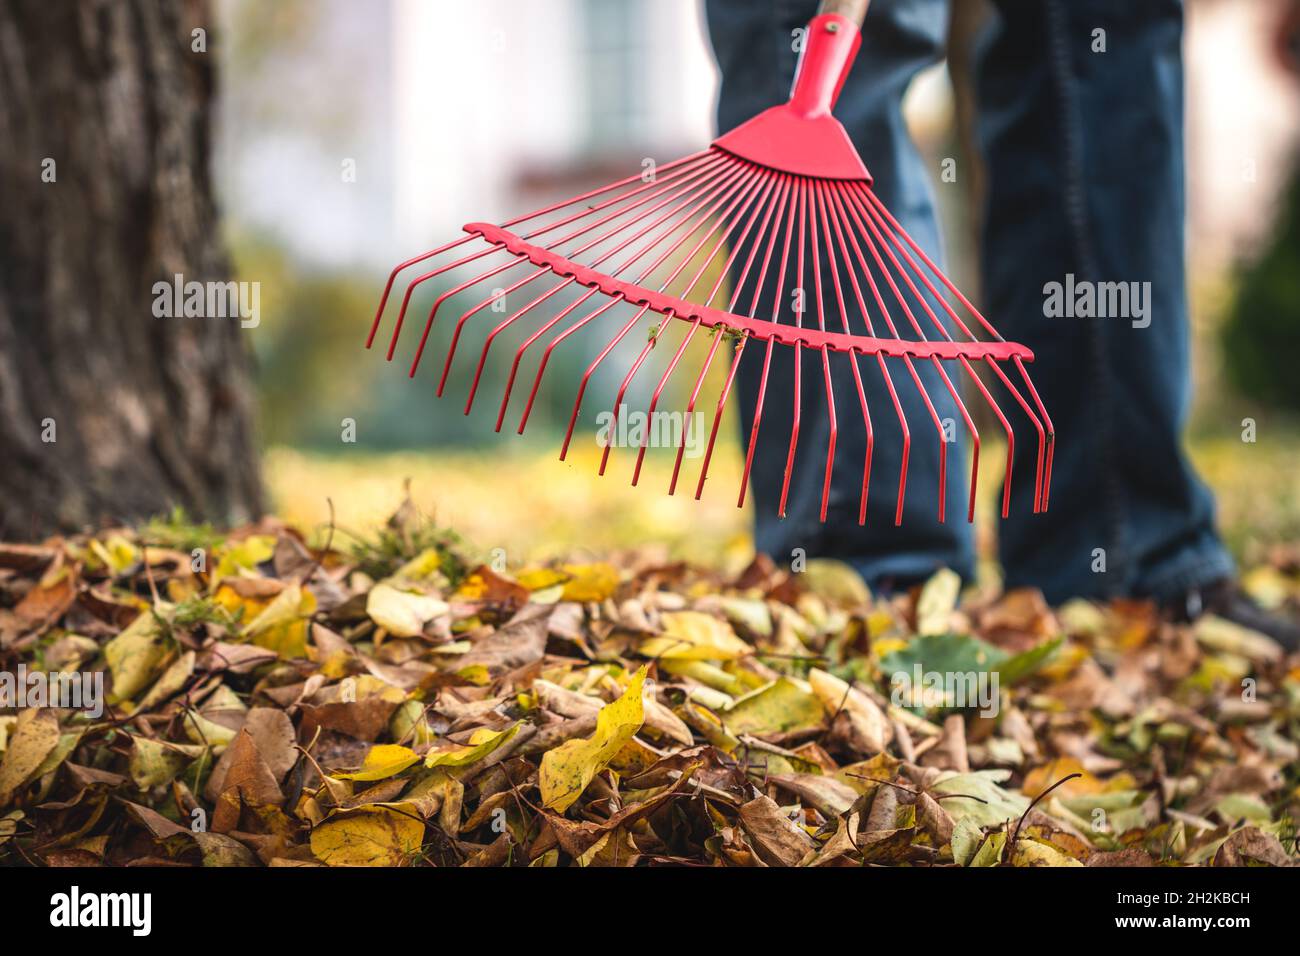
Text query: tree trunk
0 0 263 536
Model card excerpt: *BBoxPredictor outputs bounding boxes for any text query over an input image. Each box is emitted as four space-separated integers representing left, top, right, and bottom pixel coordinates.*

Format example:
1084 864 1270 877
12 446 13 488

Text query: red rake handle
464 222 1034 365
790 5 870 118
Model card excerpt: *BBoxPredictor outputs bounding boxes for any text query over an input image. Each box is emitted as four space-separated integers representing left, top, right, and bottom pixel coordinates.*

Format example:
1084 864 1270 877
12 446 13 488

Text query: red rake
366 0 1053 526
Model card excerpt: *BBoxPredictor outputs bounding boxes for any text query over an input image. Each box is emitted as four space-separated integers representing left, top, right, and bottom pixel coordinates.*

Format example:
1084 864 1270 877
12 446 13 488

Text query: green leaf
931 770 1029 828
996 637 1063 685
724 678 824 736
880 633 1061 701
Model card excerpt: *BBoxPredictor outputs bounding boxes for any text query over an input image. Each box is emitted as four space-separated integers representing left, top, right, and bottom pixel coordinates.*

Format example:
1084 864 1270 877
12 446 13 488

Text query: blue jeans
704 0 1233 603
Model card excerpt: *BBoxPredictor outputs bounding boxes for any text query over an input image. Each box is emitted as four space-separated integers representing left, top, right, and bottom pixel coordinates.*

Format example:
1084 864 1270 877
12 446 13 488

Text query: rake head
367 5 1054 526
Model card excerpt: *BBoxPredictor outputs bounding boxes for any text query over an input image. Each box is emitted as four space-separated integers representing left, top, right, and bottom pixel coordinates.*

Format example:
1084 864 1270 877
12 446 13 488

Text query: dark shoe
1166 578 1300 653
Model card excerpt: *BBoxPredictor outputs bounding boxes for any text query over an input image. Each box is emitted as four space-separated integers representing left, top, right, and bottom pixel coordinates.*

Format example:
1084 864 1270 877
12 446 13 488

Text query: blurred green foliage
232 231 737 452
1222 164 1300 413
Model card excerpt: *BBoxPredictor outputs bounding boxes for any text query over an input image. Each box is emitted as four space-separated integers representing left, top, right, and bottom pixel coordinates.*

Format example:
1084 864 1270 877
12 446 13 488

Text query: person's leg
705 0 971 587
975 0 1233 604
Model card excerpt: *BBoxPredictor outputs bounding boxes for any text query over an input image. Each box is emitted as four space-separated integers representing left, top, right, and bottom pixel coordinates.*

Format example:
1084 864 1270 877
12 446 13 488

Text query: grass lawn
266 424 1299 571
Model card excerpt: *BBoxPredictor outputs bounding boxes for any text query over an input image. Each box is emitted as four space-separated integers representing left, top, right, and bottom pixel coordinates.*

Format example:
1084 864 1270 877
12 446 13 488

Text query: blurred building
215 0 716 269
214 0 1299 274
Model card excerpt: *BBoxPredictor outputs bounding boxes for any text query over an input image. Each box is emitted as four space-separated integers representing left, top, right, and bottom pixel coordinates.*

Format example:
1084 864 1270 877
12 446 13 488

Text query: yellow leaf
366 583 449 638
516 567 569 592
872 637 909 660
640 611 752 661
310 806 425 866
423 724 520 770
182 709 237 747
138 651 196 711
808 667 890 753
1022 757 1102 799
916 567 961 635
392 548 450 584
0 709 60 805
1012 838 1085 867
0 810 22 847
336 744 421 781
969 831 1006 867
105 611 175 703
559 563 620 602
213 536 277 586
724 678 824 735
1194 614 1284 663
802 559 872 607
455 664 492 686
389 700 436 747
245 585 316 659
129 736 206 788
539 668 646 812
88 535 138 575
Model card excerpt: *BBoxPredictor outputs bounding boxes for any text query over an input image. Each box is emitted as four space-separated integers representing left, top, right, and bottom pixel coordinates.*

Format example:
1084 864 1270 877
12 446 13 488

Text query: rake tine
962 356 1015 518
903 359 947 522
368 235 476 349
502 291 610 431
778 179 810 520
855 190 987 520
633 317 701 487
478 165 748 411
508 149 717 233
850 185 982 522
542 153 740 253
538 152 743 263
528 162 766 441
666 171 782 495
671 327 724 496
436 265 555 389
840 186 954 523
519 150 733 247
559 302 648 460
853 186 1024 519
599 166 769 477
809 181 837 523
696 173 791 500
500 161 756 424
371 155 720 353
448 150 721 397
652 164 769 301
883 355 911 526
461 155 747 421
824 185 911 525
687 169 782 312
1013 355 1055 510
463 277 579 414
738 338 776 511
697 333 746 500
386 244 508 361
407 253 530 376
984 357 1046 514
860 189 1004 342
739 175 800 510
597 316 663 476
387 159 731 365
817 180 874 525
857 185 1052 514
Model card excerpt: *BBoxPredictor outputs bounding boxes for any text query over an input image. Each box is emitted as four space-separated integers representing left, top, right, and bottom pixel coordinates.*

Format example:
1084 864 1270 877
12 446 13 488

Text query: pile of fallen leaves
2 497 1299 868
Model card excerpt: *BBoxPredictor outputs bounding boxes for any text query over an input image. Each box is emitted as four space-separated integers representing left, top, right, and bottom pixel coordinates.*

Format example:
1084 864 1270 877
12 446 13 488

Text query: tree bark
0 0 263 536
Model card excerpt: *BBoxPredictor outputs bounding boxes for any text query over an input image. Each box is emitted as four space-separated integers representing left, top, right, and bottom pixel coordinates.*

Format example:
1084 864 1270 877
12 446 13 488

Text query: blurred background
210 0 1299 569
